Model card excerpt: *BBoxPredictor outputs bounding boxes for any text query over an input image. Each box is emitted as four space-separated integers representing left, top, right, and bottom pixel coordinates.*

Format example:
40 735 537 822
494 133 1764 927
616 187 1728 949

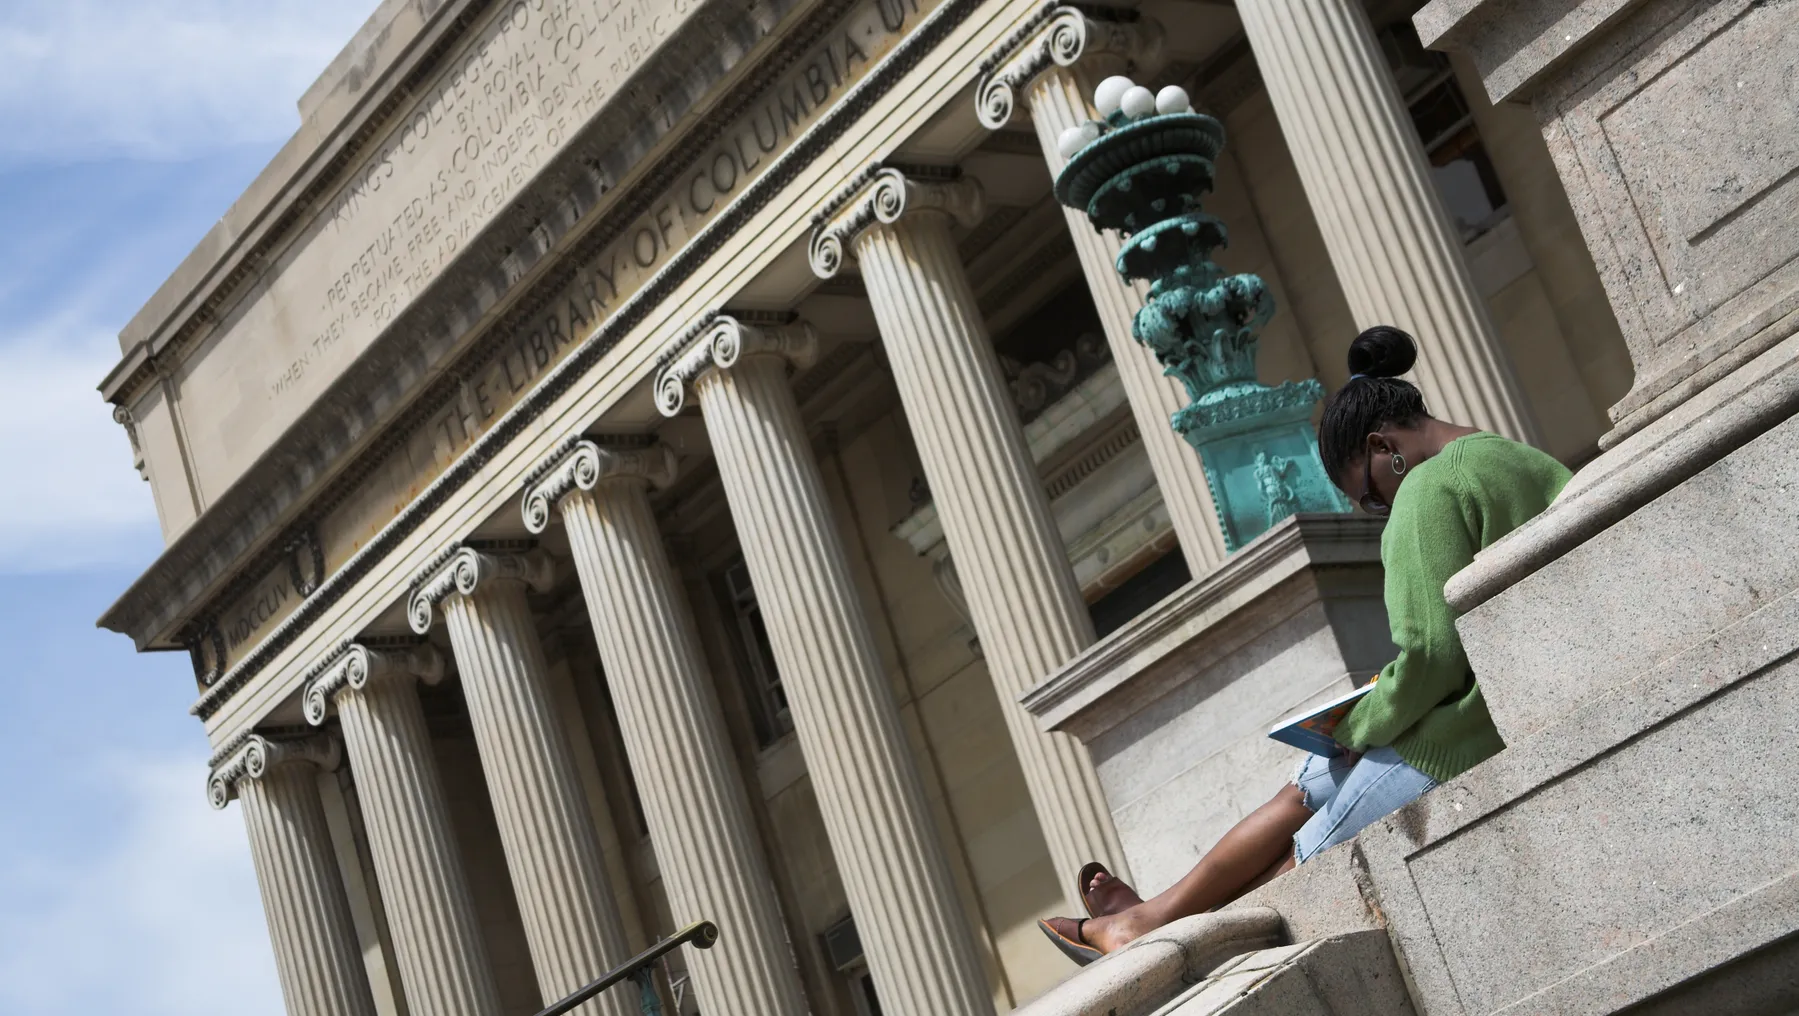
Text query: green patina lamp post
1053 76 1349 551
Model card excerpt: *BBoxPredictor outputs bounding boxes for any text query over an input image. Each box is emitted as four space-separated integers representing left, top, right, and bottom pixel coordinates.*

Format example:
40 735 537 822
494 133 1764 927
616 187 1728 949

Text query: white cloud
0 322 164 572
0 0 379 163
0 753 280 1016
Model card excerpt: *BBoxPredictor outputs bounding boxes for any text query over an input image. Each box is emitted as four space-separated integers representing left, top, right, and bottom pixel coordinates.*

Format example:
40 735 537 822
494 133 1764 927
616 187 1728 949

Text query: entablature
185 0 1020 748
101 0 929 657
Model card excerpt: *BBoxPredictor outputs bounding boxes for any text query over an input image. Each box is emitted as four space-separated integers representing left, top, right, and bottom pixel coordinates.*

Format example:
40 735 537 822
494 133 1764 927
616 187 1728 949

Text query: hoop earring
1391 453 1407 476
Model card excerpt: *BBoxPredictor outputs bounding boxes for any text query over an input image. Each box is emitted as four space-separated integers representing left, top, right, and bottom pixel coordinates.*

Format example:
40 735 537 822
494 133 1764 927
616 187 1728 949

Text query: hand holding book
1267 681 1376 758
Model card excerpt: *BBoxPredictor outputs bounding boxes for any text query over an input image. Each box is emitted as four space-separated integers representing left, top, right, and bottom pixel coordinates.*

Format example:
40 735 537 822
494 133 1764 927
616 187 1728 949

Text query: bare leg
1239 851 1296 896
1077 784 1312 952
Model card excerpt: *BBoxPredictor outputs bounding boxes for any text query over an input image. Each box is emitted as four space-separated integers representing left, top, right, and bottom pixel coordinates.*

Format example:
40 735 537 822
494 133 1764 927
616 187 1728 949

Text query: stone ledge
1352 582 1799 1015
1160 931 1417 1016
1444 331 1799 615
1412 0 1650 104
1014 909 1283 1016
1022 513 1385 738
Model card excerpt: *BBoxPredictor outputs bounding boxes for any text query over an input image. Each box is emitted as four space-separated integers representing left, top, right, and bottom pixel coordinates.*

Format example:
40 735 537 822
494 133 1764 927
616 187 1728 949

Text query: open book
1267 682 1376 758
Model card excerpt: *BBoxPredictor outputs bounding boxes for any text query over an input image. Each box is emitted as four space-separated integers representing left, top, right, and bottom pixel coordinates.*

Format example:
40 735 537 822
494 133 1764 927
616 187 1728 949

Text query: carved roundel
187 619 227 688
286 528 326 598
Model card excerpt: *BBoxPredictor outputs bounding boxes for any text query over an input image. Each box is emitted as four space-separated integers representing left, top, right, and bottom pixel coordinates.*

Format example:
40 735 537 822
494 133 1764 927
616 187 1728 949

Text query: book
1267 683 1377 758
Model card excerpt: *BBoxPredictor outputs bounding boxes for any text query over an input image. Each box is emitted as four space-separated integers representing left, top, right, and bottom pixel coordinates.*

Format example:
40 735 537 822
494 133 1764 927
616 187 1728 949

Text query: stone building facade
101 0 1787 1013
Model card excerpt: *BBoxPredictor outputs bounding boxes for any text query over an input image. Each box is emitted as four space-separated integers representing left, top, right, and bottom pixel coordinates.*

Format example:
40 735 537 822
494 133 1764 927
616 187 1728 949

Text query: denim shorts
1291 746 1437 864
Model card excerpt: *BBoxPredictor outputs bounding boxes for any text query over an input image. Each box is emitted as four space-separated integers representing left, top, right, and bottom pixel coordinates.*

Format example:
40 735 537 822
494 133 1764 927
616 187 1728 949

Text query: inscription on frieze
211 0 932 672
175 0 701 505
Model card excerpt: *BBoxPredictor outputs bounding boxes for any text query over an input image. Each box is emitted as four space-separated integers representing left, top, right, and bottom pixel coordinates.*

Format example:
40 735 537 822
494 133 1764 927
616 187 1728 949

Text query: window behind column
718 559 794 748
1380 22 1509 243
822 915 884 1016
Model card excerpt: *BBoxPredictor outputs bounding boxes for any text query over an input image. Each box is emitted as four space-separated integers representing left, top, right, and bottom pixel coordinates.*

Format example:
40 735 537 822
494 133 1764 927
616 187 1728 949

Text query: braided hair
1317 326 1429 482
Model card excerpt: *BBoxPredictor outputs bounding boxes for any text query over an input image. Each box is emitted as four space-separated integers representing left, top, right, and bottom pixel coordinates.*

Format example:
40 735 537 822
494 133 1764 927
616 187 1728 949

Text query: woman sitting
1041 325 1571 964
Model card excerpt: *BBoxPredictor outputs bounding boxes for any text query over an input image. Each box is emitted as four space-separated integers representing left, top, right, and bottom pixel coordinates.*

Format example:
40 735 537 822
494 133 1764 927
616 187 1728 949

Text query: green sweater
1335 432 1571 782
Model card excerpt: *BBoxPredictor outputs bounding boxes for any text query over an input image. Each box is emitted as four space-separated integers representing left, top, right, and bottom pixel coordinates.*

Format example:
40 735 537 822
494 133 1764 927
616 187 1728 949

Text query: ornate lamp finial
1053 82 1350 550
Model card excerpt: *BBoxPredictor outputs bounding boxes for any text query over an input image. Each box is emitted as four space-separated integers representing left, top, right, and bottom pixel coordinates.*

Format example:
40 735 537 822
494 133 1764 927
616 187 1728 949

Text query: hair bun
1347 326 1417 379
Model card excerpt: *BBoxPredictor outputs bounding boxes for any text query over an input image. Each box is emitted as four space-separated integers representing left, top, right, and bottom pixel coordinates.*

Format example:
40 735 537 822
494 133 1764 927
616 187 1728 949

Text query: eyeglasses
1359 455 1391 516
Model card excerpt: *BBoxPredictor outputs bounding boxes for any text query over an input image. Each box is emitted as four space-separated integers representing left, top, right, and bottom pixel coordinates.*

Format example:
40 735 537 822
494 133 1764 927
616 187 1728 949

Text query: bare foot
1083 869 1144 917
1076 900 1168 954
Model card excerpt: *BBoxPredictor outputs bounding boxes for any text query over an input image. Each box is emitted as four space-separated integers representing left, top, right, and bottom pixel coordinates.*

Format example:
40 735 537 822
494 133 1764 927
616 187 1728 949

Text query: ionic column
656 319 993 1016
302 644 503 1016
521 441 808 1016
811 168 1130 903
1236 0 1539 443
409 549 633 1016
977 7 1227 571
206 733 378 1016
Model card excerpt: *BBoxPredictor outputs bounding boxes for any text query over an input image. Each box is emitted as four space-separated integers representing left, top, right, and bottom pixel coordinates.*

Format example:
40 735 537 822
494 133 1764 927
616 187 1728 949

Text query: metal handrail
532 921 719 1016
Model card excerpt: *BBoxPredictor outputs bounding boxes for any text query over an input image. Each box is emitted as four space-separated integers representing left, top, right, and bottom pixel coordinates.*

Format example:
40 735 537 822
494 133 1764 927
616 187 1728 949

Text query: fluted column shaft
439 578 634 1016
554 472 807 1016
236 760 380 1016
1028 64 1228 572
854 205 1131 902
334 672 504 1016
693 353 993 1016
1237 0 1538 443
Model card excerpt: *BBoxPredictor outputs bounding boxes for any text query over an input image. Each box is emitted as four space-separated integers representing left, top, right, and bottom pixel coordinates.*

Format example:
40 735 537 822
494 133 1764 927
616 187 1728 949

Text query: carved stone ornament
187 618 227 687
654 315 820 417
206 732 341 810
285 528 327 599
521 439 679 533
407 546 556 634
301 642 447 726
111 404 147 481
974 5 1165 130
808 167 985 279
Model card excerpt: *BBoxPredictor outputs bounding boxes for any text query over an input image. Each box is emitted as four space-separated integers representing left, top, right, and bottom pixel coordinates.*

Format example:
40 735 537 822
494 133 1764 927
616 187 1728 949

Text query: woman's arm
1335 475 1479 751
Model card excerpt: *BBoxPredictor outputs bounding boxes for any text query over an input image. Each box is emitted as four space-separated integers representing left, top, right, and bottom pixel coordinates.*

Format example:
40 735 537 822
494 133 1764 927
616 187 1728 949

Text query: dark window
720 560 794 747
822 916 883 1016
1381 22 1509 242
1089 549 1193 639
853 973 884 1016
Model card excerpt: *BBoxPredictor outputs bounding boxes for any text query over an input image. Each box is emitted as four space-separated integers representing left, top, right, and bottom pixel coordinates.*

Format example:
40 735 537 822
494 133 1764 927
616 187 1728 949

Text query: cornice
183 0 989 721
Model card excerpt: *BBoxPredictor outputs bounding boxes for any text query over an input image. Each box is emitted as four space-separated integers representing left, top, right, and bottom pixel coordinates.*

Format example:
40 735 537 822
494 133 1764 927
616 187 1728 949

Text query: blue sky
0 3 380 1012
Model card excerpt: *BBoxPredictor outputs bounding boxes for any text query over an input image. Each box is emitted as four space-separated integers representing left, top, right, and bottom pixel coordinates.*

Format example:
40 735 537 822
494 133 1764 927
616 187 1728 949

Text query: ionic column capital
654 314 819 417
975 5 1165 130
808 167 984 279
207 732 341 810
408 547 555 634
521 440 678 533
303 642 447 725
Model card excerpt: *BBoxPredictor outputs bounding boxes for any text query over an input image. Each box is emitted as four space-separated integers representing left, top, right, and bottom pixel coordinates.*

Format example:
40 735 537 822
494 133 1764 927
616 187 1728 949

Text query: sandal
1076 861 1140 918
1038 916 1102 966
